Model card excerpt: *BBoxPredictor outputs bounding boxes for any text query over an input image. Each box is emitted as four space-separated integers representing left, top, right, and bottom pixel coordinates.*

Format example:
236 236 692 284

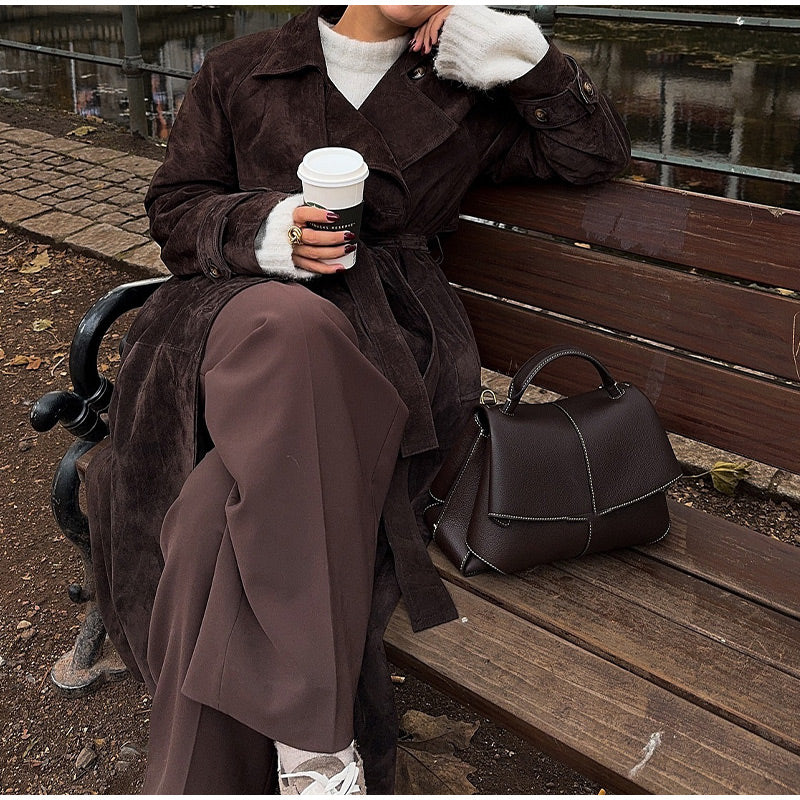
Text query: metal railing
530 6 800 33
0 37 193 79
530 5 800 187
0 5 798 189
0 6 193 137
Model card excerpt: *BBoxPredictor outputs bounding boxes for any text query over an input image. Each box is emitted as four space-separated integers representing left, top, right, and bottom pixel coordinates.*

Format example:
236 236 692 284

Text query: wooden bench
32 179 800 793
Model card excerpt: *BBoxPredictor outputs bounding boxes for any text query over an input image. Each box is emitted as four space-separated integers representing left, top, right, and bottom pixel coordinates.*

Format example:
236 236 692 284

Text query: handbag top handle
504 345 625 415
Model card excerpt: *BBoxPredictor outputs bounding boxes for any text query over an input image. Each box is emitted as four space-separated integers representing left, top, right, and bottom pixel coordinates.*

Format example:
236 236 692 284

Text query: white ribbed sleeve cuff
253 194 317 281
434 5 550 90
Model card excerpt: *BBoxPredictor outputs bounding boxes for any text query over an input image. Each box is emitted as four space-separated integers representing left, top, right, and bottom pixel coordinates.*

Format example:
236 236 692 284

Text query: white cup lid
298 147 369 187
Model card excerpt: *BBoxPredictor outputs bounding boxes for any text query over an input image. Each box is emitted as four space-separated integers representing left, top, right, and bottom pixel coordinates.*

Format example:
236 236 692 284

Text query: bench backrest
444 179 800 474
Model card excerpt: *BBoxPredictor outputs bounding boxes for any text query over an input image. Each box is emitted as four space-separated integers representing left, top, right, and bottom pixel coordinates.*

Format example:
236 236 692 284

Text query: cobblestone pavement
1 118 799 505
0 121 167 277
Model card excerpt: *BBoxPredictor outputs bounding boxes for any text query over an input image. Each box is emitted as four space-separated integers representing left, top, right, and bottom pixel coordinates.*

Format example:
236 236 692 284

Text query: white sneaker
278 752 365 795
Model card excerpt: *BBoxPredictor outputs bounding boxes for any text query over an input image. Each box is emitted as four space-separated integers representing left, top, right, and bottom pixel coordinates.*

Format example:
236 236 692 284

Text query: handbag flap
484 385 681 519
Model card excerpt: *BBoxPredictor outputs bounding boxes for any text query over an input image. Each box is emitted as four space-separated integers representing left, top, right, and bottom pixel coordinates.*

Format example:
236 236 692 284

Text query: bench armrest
30 277 168 440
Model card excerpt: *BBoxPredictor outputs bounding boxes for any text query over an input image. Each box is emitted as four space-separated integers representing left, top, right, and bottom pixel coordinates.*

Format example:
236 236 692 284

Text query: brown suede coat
86 6 630 792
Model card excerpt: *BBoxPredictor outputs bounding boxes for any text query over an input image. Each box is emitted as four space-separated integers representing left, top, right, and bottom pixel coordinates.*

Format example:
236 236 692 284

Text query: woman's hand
290 205 356 274
409 6 453 54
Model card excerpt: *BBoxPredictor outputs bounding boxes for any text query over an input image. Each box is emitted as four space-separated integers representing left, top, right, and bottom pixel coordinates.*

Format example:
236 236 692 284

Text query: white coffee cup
297 147 369 269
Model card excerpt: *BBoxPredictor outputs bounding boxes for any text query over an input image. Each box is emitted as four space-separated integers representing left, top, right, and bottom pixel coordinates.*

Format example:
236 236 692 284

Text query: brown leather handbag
424 345 683 576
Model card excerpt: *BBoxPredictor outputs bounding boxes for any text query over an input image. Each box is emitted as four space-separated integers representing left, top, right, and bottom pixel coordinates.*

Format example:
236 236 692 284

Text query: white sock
276 740 356 774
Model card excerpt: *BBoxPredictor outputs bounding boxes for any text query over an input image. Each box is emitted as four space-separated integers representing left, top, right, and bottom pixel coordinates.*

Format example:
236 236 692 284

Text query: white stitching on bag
599 475 681 515
553 402 597 513
515 350 581 406
432 425 485 539
645 523 671 545
490 513 586 522
423 496 443 516
502 350 625 415
466 543 506 574
578 518 593 557
488 476 679 522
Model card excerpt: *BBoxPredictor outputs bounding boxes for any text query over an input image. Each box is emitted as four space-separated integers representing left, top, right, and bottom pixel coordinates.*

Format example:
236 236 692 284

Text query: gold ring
287 225 303 247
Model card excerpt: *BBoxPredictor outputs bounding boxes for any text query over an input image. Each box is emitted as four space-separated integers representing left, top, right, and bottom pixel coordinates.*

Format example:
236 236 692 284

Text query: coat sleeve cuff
253 194 318 282
211 190 301 278
504 47 602 129
434 5 550 90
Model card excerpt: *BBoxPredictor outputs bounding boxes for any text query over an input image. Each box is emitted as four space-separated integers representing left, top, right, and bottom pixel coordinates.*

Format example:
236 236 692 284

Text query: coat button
582 80 595 96
409 65 427 80
207 264 220 278
534 108 549 123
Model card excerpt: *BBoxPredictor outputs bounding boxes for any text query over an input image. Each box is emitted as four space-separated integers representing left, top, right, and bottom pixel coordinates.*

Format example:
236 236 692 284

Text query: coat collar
253 6 337 78
251 7 462 207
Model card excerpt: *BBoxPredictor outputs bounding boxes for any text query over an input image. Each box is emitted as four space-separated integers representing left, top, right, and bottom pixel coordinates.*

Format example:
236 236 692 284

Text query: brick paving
0 121 799 504
0 124 167 276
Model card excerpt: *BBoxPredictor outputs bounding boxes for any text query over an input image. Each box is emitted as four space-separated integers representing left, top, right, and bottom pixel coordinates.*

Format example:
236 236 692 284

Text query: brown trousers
143 282 408 793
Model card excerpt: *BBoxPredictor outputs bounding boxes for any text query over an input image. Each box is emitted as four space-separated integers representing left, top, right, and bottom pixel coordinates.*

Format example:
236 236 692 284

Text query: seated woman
86 5 630 795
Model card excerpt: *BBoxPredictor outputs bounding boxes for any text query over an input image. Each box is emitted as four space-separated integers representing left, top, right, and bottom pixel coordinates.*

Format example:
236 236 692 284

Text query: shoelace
282 761 362 795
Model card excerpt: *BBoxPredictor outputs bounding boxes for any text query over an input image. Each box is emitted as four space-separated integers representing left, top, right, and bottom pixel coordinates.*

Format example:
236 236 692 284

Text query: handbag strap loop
503 345 624 414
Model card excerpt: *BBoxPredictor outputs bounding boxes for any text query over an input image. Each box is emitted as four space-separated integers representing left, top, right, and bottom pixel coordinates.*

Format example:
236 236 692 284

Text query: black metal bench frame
30 177 800 792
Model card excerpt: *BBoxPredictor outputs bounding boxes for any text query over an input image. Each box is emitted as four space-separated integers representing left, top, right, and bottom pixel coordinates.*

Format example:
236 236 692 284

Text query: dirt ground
1 98 799 795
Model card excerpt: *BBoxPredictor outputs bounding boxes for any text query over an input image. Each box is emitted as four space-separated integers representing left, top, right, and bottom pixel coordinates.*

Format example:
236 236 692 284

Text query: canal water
1 5 799 209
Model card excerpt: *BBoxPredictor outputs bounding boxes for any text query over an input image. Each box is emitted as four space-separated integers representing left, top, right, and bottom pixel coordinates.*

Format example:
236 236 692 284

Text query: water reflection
0 6 798 208
554 18 800 209
0 7 295 137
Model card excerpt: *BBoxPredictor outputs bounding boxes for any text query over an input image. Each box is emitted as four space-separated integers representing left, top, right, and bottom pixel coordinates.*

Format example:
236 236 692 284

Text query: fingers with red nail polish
290 205 356 275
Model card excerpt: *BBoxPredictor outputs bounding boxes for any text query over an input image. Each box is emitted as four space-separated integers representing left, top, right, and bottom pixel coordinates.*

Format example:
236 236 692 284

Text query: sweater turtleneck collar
318 17 410 70
318 17 410 109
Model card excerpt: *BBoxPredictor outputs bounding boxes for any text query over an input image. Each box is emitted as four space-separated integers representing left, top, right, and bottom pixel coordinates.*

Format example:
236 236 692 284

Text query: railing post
120 5 148 137
530 5 556 37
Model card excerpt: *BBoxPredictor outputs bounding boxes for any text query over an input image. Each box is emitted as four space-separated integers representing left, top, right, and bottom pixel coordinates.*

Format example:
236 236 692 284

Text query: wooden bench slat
460 180 800 291
460 291 800 474
446 221 800 382
573 549 800 681
385 583 800 794
429 549 800 756
75 438 108 479
55 179 799 796
649 501 800 621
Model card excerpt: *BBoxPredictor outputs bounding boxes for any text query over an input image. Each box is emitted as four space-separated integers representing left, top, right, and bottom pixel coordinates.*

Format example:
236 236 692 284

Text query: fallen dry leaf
66 125 98 138
19 252 50 274
400 709 479 753
26 357 42 371
32 319 53 332
395 710 479 794
395 747 476 795
710 460 752 496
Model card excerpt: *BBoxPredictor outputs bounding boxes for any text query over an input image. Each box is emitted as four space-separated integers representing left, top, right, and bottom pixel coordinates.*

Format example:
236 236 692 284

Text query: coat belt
344 241 440 458
383 457 458 631
362 233 430 251
344 239 457 631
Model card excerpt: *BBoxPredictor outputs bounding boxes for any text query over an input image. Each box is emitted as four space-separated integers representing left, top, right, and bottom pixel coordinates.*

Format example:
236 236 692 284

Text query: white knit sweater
254 6 550 280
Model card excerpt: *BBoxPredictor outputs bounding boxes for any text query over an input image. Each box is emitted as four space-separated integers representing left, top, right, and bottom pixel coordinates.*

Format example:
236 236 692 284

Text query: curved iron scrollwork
30 276 168 694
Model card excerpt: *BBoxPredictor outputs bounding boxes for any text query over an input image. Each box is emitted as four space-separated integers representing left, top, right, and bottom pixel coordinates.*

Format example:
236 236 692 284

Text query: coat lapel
251 7 463 208
357 49 459 171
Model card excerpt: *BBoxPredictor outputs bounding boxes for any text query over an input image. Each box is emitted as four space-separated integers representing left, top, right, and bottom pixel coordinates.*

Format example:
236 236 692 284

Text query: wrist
254 194 318 281
435 5 549 90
